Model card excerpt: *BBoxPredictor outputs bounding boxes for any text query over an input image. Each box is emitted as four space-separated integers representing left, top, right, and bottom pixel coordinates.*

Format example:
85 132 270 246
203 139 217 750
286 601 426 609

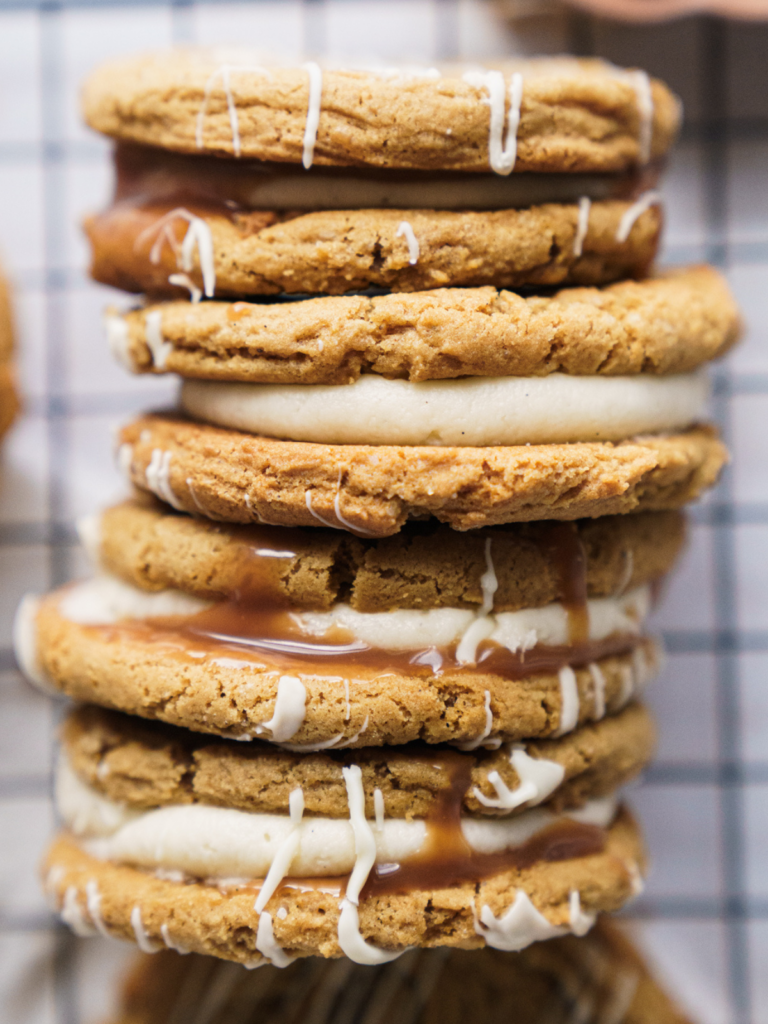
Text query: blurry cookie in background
0 262 19 443
108 918 693 1024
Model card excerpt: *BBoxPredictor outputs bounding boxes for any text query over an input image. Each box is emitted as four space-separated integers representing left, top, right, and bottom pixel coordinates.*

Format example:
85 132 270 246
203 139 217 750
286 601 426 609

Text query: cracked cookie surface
62 701 655 819
83 55 680 171
88 200 661 298
116 415 726 536
112 267 740 384
95 498 686 613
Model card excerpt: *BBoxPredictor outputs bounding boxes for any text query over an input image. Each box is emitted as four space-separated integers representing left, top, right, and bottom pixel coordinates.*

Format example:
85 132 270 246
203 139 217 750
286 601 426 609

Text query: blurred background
0 1 766 1022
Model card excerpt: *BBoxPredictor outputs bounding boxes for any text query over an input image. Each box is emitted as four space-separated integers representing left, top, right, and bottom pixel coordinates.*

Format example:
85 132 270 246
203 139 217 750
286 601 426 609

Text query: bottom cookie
43 808 643 966
107 918 692 1024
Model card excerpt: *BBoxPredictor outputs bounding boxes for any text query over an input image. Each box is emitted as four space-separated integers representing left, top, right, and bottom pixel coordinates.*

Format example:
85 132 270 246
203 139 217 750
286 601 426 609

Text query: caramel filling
112 142 663 214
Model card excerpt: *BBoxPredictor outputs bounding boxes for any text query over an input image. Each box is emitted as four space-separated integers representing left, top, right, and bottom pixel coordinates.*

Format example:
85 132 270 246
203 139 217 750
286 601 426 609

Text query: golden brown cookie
93 498 686 613
82 54 680 171
43 808 644 962
61 701 656 819
87 199 661 299
30 587 659 745
106 919 693 1024
116 415 726 535
110 266 740 384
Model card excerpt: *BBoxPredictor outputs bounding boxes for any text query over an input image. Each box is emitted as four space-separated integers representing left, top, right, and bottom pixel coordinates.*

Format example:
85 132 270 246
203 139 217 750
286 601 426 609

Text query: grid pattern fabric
0 2 764 1022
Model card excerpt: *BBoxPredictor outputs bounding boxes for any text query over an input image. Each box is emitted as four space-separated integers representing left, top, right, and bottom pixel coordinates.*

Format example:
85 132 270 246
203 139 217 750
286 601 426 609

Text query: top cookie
83 52 681 172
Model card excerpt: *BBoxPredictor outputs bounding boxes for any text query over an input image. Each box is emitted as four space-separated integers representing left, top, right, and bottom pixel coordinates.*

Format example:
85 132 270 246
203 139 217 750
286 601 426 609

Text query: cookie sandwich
110 265 737 534
84 54 681 297
27 498 677 963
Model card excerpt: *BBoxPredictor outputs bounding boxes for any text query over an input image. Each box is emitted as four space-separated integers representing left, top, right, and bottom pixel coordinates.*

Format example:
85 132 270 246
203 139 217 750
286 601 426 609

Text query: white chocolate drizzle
615 190 661 243
474 888 594 952
456 690 493 752
256 911 294 968
168 273 202 303
144 449 185 511
456 539 498 667
337 900 406 965
196 64 272 157
84 879 112 938
254 787 304 913
373 789 385 831
136 207 216 297
471 744 564 811
131 905 161 952
554 666 579 737
573 196 591 257
626 70 654 164
568 890 597 936
257 675 306 742
61 886 97 937
395 221 420 264
617 662 635 708
302 62 323 169
589 662 606 720
305 474 378 537
105 313 134 372
160 923 191 954
278 715 369 753
462 70 524 176
474 889 565 951
336 765 407 964
144 310 173 370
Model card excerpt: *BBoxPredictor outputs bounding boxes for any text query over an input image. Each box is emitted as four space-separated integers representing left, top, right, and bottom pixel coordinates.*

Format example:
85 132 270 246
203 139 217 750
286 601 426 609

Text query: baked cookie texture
62 701 656 819
112 265 740 384
82 54 680 171
87 200 661 298
43 808 644 962
106 918 693 1024
117 415 726 535
96 499 686 612
34 593 658 745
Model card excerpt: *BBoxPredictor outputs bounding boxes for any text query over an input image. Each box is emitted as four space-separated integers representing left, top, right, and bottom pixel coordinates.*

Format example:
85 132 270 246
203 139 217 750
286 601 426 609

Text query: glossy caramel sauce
537 522 589 645
75 520 642 681
89 603 640 683
210 756 608 901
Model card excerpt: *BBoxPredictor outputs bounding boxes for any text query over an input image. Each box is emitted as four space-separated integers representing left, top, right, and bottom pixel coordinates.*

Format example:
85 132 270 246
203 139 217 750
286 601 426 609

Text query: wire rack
0 2 765 1022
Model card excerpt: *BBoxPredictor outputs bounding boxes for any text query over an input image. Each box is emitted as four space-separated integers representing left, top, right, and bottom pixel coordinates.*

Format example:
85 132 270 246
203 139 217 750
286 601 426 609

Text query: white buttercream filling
179 371 709 447
57 757 616 882
55 574 650 655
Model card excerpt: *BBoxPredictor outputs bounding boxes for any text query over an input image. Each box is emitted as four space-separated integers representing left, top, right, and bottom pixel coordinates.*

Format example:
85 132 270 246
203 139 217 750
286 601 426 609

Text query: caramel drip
98 601 642 683
362 819 606 898
539 523 589 645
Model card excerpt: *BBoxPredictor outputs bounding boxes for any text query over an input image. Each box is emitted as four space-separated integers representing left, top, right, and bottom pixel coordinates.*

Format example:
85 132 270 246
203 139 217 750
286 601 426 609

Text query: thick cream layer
180 371 709 447
57 757 616 882
55 574 649 654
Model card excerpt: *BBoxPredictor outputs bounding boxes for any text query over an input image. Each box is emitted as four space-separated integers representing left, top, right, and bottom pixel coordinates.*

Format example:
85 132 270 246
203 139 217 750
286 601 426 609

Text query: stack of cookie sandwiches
16 53 740 969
